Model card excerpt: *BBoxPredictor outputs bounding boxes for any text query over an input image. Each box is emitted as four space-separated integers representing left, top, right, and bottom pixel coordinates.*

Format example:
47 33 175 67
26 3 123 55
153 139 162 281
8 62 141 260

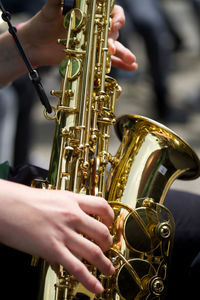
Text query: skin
0 0 137 294
0 2 137 85
0 179 114 293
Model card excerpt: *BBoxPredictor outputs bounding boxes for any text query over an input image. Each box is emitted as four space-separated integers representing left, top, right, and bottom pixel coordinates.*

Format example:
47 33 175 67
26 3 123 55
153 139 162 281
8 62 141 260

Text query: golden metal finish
105 115 200 299
34 1 200 300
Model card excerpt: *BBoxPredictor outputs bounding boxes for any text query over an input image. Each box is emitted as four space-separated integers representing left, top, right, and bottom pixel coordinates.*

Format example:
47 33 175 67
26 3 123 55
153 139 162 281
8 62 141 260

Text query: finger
111 41 138 71
76 195 114 227
108 38 117 56
59 246 104 294
76 213 113 252
111 55 138 71
110 5 125 31
108 29 120 55
114 41 136 64
109 31 119 43
66 231 115 276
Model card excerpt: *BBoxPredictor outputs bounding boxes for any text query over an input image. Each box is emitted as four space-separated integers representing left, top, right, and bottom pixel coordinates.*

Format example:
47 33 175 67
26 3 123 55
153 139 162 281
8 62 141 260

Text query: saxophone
34 0 200 299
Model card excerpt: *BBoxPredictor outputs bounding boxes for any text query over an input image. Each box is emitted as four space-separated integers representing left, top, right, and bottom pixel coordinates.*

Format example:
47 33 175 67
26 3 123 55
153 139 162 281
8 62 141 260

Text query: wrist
15 22 39 69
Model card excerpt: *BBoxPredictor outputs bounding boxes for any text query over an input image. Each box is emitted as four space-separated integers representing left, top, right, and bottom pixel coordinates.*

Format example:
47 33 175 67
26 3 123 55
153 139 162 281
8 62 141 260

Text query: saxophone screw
157 223 171 239
150 276 165 295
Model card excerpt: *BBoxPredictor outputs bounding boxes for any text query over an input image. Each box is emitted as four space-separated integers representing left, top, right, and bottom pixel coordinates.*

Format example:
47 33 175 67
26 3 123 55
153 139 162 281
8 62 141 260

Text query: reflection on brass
113 212 124 251
32 1 200 300
116 259 156 300
124 207 161 253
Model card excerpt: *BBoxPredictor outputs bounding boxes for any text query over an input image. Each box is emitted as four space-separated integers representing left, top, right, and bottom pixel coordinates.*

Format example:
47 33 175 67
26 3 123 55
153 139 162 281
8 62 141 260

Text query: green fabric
0 161 9 179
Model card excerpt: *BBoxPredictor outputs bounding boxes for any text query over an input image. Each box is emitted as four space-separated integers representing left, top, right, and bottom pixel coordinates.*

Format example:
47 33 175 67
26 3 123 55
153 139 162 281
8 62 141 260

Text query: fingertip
94 281 104 294
132 62 139 71
109 263 116 275
108 39 116 55
111 5 125 29
123 51 137 65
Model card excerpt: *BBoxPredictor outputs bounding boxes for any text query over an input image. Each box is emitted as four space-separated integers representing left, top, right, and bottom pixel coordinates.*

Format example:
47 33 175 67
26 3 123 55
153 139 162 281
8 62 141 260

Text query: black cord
0 1 52 113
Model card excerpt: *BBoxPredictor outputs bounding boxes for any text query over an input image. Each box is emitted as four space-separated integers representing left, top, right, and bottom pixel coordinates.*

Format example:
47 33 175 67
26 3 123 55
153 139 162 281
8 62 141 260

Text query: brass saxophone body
38 0 200 299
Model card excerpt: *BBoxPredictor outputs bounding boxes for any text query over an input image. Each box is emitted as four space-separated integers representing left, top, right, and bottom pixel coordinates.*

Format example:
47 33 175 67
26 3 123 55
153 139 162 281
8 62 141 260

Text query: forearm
0 30 29 86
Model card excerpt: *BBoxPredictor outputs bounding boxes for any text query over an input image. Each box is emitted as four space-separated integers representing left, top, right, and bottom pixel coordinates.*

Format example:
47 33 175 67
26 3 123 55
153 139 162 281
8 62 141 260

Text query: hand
109 5 138 71
20 1 137 70
0 179 115 294
0 1 137 85
18 0 66 66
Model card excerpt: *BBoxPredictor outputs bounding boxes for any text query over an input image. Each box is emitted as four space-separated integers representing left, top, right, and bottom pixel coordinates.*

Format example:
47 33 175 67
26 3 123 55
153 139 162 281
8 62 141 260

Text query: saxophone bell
106 114 200 299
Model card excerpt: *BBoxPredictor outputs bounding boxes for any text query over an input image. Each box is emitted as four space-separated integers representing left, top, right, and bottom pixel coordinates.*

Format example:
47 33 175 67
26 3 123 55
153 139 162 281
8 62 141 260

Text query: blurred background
1 0 200 195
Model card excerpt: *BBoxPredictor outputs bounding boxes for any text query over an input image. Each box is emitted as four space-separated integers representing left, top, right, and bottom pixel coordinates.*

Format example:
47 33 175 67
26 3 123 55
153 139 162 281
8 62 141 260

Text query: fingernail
108 42 116 55
134 63 139 70
95 281 104 294
111 44 116 55
110 264 115 274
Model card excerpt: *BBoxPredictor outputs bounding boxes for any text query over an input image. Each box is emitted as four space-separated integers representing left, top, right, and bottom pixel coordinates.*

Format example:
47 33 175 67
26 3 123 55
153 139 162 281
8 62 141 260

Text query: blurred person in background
0 86 18 164
161 0 200 44
185 0 200 111
191 0 200 37
184 0 200 110
158 0 200 111
115 0 188 124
